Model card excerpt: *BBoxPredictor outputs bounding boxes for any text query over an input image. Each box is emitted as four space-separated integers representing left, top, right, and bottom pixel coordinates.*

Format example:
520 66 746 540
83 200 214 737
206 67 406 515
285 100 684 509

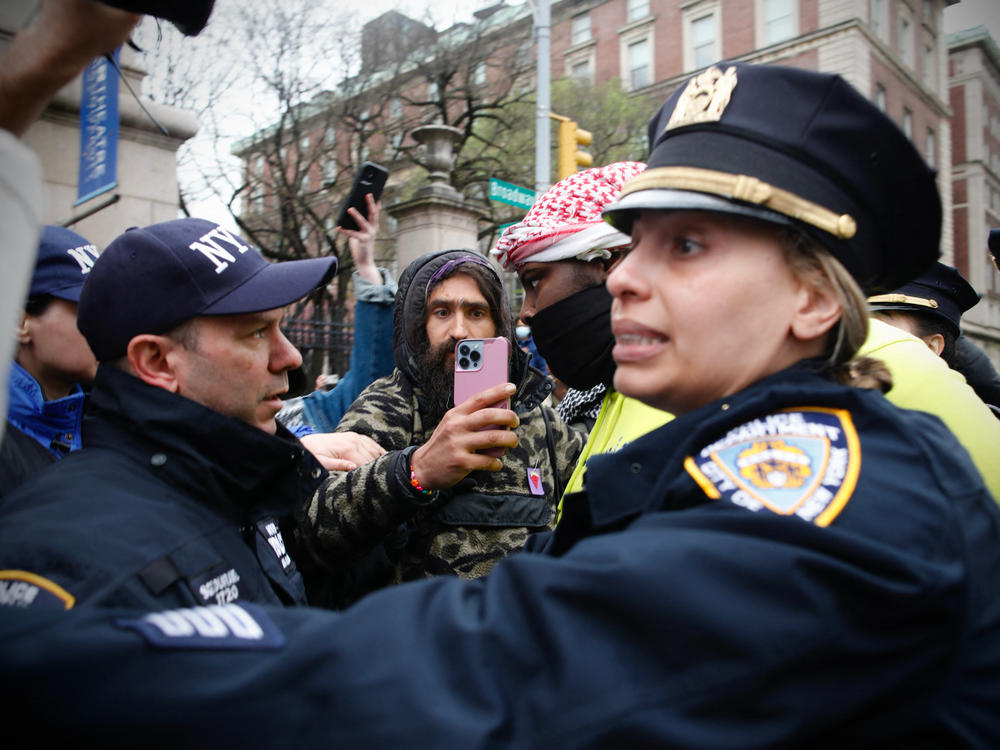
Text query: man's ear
16 311 30 345
126 335 182 392
790 279 842 342
922 332 946 357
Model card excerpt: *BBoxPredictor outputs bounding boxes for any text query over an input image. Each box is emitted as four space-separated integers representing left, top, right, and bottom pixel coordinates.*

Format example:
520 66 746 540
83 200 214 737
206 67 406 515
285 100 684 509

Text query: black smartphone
336 161 389 231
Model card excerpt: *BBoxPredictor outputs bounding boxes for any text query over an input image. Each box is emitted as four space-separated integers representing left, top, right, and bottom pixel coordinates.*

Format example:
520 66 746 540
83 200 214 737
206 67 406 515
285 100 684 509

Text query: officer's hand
301 431 386 472
409 383 518 491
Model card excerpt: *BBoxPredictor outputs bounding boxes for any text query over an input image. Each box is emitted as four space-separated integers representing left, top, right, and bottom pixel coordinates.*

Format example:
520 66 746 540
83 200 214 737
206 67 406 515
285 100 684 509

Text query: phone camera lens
458 357 470 369
458 344 470 356
470 350 481 362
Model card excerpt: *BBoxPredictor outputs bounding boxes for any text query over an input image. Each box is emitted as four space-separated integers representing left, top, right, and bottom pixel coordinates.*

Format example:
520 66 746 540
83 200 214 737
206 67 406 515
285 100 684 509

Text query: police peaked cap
603 62 942 293
868 261 981 336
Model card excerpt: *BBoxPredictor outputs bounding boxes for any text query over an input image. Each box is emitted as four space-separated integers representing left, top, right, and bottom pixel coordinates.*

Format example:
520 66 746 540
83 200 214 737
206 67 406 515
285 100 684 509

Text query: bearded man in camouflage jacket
296 250 583 606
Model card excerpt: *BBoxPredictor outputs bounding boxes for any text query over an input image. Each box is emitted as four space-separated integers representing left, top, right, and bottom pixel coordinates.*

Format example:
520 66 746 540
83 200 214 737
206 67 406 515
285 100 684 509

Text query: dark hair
164 317 202 353
24 295 54 317
899 310 958 366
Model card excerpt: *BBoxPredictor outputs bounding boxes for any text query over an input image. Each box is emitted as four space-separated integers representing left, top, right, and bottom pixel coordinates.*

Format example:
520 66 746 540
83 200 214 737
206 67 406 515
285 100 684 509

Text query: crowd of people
1 1 999 747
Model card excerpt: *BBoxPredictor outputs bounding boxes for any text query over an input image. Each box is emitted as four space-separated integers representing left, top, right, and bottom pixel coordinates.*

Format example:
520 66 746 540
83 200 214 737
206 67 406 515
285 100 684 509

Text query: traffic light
555 116 593 179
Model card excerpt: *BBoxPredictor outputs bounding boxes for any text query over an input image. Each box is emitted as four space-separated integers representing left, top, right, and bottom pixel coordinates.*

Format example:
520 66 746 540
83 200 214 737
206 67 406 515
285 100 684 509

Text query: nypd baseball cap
603 62 941 293
78 218 337 361
29 226 101 303
868 261 981 336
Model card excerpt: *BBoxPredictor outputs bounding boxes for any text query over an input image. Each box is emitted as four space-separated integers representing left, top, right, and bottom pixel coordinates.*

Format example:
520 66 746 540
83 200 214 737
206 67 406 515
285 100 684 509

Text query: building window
571 13 591 45
922 41 936 88
627 0 650 23
687 10 719 70
871 0 887 40
323 158 337 184
254 155 264 176
627 37 651 89
900 14 913 67
761 0 796 45
902 108 912 139
299 136 310 154
389 97 403 121
302 170 310 192
570 58 591 81
925 128 935 167
875 83 886 111
324 126 336 147
472 63 487 87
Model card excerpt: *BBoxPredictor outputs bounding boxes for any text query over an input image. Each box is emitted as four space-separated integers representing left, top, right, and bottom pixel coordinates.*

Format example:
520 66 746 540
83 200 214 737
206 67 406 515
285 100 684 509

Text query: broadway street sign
489 178 535 210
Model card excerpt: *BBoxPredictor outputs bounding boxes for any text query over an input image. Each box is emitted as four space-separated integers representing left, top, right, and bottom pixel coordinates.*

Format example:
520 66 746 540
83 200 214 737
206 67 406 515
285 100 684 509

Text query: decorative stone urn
410 123 464 200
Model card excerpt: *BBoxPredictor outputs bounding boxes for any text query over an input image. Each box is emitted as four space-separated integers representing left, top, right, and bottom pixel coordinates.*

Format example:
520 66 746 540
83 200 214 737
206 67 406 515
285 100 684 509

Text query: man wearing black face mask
492 163 675 504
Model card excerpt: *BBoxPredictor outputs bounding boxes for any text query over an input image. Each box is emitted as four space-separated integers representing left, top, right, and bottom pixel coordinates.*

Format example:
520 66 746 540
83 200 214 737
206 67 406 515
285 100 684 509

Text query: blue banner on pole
75 51 119 206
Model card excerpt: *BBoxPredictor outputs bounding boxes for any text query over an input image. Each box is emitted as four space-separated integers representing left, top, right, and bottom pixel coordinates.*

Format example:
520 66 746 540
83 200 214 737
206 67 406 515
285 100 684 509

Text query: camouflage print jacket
295 250 584 606
296 363 583 604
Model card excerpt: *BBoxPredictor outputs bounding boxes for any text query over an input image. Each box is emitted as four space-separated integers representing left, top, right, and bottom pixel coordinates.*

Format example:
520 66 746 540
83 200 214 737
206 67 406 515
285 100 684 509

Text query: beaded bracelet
409 463 433 496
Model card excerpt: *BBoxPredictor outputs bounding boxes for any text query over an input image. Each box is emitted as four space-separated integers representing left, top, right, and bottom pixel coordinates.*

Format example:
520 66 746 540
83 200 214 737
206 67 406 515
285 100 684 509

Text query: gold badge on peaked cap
666 65 738 132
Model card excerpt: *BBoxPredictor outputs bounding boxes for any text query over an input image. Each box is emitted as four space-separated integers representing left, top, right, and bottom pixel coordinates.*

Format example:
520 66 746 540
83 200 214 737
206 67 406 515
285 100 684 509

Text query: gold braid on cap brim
618 166 858 240
867 293 939 309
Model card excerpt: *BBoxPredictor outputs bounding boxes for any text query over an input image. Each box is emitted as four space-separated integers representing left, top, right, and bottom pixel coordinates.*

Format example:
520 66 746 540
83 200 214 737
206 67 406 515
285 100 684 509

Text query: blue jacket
6 359 86 456
279 269 396 434
0 365 997 747
0 365 327 610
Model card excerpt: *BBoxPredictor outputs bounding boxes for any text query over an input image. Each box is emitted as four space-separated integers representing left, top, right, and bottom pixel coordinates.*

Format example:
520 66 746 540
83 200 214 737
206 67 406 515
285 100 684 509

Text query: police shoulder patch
0 570 75 610
684 407 860 526
115 603 285 651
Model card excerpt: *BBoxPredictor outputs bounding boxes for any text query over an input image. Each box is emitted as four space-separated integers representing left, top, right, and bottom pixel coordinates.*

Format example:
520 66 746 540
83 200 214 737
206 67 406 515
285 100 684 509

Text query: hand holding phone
336 161 389 231
454 337 511 458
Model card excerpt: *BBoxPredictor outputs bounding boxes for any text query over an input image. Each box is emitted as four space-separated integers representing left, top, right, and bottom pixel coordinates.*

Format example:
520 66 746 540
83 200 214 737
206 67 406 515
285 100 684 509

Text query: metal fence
283 318 354 382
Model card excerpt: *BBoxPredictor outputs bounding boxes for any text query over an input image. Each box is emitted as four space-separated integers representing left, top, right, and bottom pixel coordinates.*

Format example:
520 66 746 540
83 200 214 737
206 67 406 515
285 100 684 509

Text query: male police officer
0 218 337 610
0 226 100 496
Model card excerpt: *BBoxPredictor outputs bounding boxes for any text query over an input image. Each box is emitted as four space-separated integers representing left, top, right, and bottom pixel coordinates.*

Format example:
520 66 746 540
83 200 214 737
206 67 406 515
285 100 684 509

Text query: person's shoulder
336 369 414 431
1 446 154 512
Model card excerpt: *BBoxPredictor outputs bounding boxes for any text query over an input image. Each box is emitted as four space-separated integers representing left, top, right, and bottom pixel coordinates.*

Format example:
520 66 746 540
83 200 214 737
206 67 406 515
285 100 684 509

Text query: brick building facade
240 0 1000 363
949 26 1000 354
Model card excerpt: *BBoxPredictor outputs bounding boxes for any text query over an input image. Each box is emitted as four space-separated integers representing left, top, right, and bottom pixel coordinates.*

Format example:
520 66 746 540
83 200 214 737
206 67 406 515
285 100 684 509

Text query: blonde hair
778 229 892 393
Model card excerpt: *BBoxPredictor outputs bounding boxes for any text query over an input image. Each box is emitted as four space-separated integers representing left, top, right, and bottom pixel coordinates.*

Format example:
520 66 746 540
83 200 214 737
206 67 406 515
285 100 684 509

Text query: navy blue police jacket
0 365 326 610
0 363 997 747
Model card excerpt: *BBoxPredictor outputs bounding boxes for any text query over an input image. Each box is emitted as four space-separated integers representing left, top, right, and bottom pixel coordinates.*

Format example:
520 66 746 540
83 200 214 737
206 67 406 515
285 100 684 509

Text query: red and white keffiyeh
491 161 646 270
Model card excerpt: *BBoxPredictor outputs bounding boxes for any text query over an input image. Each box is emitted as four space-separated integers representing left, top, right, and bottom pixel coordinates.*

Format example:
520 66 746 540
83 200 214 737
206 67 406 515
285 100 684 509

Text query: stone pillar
0 0 199 249
387 124 487 270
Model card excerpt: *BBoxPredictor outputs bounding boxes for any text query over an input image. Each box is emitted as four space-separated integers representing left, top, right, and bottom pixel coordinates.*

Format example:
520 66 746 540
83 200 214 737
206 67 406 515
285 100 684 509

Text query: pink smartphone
454 337 511 457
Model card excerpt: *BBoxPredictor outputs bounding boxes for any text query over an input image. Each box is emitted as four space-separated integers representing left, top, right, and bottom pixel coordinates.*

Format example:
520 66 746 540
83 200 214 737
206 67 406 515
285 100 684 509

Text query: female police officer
1 63 997 747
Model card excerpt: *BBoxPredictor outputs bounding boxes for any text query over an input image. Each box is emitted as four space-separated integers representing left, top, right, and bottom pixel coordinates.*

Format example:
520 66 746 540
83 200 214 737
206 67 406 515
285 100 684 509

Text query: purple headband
425 255 502 298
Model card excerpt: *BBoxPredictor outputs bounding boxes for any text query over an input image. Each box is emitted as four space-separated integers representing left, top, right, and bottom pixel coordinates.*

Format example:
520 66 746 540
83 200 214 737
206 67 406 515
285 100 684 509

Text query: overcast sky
944 0 1000 40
